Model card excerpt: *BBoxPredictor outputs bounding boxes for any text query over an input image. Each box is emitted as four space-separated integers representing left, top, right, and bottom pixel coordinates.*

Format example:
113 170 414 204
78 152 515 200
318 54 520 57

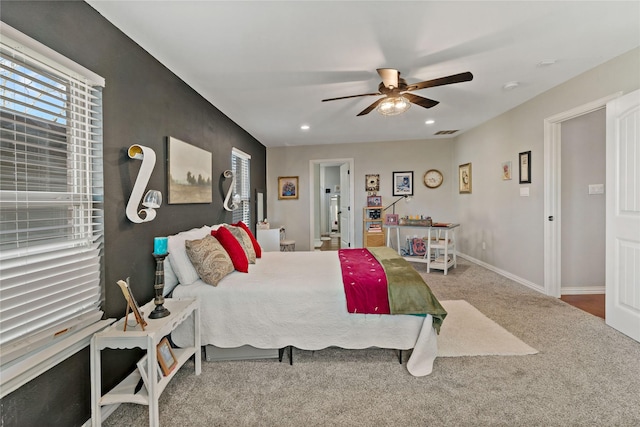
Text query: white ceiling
86 1 640 147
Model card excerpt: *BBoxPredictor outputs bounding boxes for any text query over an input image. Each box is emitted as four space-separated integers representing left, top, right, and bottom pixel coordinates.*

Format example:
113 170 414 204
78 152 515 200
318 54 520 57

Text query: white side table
91 298 200 427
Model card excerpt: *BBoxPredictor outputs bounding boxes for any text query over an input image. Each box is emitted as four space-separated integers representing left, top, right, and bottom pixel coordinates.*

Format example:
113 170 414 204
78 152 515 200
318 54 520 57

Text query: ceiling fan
321 68 473 116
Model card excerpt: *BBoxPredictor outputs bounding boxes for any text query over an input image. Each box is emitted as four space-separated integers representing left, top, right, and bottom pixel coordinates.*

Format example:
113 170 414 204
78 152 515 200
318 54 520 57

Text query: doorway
309 158 354 251
543 93 621 299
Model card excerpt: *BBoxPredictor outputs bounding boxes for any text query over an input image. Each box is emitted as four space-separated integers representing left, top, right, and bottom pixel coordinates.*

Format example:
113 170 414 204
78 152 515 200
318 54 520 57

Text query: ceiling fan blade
322 92 381 102
377 68 400 89
406 71 473 91
357 98 386 116
403 93 440 109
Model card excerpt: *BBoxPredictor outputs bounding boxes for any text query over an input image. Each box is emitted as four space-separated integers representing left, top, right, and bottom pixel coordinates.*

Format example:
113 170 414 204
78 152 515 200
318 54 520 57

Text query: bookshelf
363 207 385 247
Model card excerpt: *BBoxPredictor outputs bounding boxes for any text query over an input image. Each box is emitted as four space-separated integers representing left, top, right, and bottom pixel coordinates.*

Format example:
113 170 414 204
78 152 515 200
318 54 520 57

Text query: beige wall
453 47 640 289
267 138 457 251
267 47 639 291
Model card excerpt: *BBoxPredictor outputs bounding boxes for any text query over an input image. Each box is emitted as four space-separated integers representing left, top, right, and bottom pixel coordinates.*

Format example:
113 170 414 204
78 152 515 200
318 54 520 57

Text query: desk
385 223 460 275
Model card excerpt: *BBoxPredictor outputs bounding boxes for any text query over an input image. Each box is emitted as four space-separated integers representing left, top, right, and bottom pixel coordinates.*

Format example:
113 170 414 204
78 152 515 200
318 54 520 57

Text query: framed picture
116 278 147 331
167 137 212 204
392 171 413 196
458 163 472 193
502 161 512 180
278 176 299 200
365 174 380 192
136 354 163 388
157 337 178 376
519 151 531 184
367 195 382 207
385 213 399 226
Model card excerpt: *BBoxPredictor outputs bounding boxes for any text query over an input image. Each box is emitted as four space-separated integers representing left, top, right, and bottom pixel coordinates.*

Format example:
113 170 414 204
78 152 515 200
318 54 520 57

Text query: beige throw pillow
185 235 234 286
226 225 257 264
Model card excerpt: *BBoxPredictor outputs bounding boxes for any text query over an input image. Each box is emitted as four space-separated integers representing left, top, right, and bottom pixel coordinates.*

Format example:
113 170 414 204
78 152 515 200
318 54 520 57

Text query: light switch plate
520 187 529 197
588 184 604 195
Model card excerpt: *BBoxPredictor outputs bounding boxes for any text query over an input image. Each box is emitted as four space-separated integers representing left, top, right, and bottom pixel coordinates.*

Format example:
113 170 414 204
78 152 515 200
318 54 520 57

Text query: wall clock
365 174 380 191
423 169 443 188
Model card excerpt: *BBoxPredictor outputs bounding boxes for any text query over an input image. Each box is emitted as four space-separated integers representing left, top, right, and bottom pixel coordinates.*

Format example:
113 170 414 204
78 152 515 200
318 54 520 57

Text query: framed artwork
278 176 299 200
167 137 212 204
385 213 399 226
116 278 147 331
367 195 382 207
136 354 163 388
157 337 178 376
392 171 414 196
458 163 472 193
519 151 531 184
365 174 380 192
502 161 512 180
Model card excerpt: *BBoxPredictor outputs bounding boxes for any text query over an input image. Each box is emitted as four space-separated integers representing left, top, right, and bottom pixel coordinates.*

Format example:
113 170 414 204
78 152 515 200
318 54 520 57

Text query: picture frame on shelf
277 176 299 200
116 278 147 331
157 337 178 376
367 195 382 207
385 213 399 226
167 136 212 204
458 163 472 193
136 354 163 389
392 171 413 196
519 151 531 184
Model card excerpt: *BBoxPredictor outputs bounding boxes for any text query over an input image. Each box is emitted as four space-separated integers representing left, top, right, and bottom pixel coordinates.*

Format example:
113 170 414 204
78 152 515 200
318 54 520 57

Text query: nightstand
90 298 200 427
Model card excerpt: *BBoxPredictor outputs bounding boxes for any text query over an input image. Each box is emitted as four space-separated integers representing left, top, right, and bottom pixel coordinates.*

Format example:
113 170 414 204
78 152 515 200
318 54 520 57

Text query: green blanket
368 246 447 333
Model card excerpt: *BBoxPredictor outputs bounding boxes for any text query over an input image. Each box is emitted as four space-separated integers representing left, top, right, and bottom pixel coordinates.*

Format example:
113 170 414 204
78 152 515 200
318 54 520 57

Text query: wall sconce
126 144 162 223
223 170 241 211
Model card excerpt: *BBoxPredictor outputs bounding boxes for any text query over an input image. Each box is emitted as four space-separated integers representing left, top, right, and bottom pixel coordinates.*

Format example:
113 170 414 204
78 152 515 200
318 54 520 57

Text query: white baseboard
560 286 605 295
457 253 545 294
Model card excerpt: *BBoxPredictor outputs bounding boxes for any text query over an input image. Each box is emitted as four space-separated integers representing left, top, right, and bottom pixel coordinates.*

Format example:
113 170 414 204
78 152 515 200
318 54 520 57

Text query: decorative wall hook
222 169 241 211
126 144 162 223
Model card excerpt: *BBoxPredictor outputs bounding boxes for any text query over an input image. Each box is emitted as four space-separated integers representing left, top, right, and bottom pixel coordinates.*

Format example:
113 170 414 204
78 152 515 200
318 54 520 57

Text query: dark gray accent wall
1 2 266 426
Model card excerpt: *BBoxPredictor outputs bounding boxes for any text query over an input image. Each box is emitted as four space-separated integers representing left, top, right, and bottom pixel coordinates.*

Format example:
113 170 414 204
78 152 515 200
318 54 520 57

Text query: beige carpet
438 299 538 357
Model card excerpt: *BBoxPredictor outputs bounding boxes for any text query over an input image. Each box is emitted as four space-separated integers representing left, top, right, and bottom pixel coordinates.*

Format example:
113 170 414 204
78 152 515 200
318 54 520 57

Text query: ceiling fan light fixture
377 96 410 116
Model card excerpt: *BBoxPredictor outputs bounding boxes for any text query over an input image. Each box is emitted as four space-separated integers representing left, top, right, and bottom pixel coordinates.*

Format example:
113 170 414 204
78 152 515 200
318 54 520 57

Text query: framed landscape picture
167 137 212 204
278 176 299 200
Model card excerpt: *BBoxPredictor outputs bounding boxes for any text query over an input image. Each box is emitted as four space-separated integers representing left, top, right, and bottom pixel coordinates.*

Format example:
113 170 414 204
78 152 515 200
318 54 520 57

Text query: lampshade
377 96 411 116
142 190 162 209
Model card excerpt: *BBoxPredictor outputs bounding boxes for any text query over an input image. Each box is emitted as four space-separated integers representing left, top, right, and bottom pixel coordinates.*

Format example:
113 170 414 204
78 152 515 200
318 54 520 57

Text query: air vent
434 130 459 135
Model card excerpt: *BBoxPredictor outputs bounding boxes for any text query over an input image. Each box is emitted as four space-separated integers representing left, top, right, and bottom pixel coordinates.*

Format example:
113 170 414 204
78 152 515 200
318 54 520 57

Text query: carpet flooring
103 257 640 427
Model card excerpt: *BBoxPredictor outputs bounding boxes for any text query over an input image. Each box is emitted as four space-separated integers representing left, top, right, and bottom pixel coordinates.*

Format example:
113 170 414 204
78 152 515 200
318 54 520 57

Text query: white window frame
231 148 251 225
0 24 111 398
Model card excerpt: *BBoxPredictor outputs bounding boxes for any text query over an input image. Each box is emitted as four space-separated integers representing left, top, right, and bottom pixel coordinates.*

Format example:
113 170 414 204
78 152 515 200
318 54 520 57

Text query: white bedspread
172 251 438 376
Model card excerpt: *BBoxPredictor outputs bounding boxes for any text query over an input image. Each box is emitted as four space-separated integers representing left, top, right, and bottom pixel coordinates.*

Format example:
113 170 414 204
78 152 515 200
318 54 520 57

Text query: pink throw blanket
338 248 390 314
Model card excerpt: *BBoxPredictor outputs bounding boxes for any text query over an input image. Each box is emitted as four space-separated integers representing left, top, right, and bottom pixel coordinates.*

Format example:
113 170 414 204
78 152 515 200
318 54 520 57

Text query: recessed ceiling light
425 119 435 125
503 81 519 90
300 124 310 131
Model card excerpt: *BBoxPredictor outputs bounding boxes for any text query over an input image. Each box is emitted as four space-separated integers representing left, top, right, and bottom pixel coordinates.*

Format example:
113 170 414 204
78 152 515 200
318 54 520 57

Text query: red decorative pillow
232 221 262 258
211 226 249 272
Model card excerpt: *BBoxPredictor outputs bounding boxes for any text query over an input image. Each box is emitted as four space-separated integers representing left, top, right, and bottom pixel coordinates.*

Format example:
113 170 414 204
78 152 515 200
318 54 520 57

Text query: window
0 24 105 375
231 148 250 224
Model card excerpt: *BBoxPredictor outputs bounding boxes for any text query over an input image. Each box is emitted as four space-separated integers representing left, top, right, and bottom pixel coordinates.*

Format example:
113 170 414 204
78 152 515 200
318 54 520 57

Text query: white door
339 163 351 248
605 89 640 342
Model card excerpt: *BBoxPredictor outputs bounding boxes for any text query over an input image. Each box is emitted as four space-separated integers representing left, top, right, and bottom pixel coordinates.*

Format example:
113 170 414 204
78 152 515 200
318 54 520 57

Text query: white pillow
163 256 179 296
167 226 212 285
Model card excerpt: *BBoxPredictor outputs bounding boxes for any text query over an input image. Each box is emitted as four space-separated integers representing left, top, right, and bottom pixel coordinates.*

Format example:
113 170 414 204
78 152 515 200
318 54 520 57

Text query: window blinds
231 148 251 225
0 26 105 363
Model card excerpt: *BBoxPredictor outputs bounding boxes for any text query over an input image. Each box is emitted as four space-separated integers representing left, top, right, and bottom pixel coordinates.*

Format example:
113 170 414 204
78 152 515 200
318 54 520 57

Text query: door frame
309 158 354 250
543 92 622 297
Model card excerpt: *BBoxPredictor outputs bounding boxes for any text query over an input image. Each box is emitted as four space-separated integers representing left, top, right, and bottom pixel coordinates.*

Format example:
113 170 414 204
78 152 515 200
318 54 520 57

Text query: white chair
279 227 295 252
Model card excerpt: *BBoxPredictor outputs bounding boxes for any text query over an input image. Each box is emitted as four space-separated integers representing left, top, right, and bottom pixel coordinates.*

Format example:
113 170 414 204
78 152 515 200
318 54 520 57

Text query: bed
165 225 446 376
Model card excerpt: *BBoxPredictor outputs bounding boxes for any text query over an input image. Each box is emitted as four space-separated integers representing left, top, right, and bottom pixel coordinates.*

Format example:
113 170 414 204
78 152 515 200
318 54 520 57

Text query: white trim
457 253 544 294
0 319 114 399
560 287 605 295
0 22 105 87
309 158 355 250
232 147 251 160
543 92 622 298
